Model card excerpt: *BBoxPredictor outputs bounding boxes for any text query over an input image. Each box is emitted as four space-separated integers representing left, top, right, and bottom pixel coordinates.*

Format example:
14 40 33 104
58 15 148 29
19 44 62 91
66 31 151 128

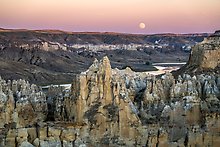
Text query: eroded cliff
183 30 220 72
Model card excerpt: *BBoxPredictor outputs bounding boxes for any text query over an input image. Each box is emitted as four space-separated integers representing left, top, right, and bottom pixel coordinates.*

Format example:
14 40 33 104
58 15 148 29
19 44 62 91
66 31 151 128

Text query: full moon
139 23 146 29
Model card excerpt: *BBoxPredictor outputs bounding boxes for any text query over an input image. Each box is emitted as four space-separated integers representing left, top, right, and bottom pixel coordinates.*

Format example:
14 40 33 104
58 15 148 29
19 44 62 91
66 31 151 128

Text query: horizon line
0 27 213 36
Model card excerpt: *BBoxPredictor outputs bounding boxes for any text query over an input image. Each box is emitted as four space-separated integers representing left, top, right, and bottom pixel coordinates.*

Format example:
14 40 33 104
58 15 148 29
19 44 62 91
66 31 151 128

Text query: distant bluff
211 30 220 37
182 30 220 73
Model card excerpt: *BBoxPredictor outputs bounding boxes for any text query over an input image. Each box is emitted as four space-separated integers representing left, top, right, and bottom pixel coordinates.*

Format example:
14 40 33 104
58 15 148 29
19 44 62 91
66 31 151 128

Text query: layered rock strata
184 30 220 72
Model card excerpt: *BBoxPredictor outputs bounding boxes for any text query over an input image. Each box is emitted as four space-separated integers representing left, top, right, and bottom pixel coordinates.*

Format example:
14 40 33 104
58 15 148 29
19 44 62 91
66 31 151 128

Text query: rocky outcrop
140 73 220 146
0 77 48 146
0 31 219 146
0 77 47 128
54 56 219 146
0 55 219 146
70 57 143 145
184 30 220 72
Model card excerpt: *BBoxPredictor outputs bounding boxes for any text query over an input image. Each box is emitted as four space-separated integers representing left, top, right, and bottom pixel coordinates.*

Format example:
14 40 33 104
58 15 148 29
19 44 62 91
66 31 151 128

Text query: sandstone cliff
183 30 220 72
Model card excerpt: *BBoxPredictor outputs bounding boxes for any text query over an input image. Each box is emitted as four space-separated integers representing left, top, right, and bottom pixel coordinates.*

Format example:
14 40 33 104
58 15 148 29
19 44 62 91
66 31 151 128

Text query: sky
0 0 220 34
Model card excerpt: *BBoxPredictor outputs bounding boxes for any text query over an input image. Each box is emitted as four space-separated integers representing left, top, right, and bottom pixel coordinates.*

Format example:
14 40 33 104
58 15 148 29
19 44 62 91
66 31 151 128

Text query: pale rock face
0 78 47 128
186 33 220 71
17 128 29 146
70 56 142 145
19 141 35 147
67 55 219 146
61 129 76 142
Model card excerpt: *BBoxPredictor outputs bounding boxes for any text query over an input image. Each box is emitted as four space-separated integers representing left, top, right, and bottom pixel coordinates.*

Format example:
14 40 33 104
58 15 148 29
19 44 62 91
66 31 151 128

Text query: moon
139 23 146 29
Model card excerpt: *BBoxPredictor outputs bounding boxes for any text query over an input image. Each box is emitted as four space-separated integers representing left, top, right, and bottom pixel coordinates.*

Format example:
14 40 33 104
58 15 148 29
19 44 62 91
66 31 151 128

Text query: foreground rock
0 56 220 146
0 78 47 128
0 77 48 146
69 55 219 146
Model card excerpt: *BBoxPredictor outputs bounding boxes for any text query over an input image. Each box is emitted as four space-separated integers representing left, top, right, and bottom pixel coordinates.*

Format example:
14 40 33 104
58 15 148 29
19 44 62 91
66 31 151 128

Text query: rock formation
0 77 47 146
70 57 143 145
0 31 219 146
183 30 220 72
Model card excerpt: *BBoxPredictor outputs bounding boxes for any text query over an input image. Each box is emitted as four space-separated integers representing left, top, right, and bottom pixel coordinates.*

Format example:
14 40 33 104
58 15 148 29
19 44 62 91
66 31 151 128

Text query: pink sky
0 0 219 34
